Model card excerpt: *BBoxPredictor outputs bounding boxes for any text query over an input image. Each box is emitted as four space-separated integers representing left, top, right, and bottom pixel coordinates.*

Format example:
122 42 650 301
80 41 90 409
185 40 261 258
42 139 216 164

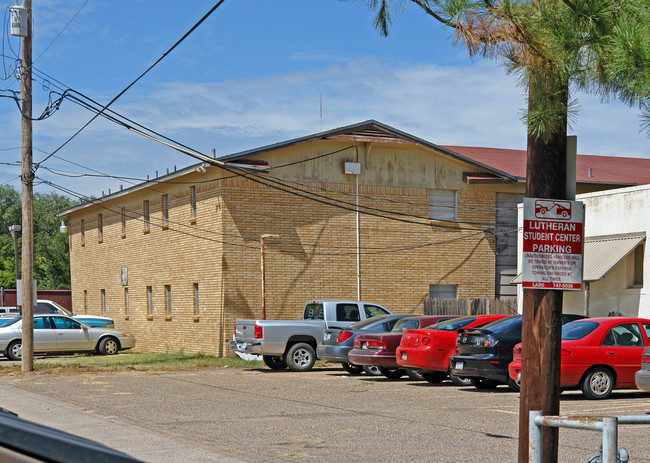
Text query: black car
449 313 586 391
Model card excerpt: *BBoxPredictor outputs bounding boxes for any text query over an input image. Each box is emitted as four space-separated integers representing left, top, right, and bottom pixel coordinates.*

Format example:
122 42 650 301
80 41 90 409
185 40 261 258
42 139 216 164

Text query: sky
0 0 648 199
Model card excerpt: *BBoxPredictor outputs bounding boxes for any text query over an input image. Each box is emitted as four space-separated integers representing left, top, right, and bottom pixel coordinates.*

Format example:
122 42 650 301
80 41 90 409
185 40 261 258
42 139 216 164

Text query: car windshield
425 316 474 331
480 316 522 335
347 315 393 330
562 320 599 340
392 318 423 332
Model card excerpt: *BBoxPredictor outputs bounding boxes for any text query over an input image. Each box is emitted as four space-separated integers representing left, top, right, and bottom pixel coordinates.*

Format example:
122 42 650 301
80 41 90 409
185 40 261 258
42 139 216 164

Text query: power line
34 0 227 171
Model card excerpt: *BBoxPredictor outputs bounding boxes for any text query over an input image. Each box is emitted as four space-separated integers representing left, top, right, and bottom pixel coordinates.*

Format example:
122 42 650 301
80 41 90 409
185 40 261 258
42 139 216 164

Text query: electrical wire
34 0 227 171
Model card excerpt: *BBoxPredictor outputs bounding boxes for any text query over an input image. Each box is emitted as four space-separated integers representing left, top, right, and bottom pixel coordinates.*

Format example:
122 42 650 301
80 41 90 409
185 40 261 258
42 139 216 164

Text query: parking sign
522 198 584 290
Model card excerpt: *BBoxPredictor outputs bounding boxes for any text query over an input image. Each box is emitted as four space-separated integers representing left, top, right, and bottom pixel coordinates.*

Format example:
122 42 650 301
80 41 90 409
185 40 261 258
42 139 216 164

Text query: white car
0 314 135 360
35 300 114 328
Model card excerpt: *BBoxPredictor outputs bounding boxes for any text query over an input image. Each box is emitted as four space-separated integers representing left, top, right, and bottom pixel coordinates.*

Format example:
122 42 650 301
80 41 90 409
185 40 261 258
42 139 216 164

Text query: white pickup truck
231 300 392 371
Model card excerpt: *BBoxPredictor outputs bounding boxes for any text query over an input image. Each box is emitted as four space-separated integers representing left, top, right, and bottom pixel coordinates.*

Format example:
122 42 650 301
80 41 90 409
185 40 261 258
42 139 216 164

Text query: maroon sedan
347 315 456 379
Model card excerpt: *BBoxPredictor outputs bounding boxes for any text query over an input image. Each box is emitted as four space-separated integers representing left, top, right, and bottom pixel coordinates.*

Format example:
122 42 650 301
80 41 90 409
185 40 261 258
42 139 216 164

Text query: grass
0 351 263 374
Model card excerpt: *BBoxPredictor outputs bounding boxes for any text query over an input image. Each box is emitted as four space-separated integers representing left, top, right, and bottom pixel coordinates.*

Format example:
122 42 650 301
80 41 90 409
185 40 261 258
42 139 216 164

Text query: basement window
429 284 458 299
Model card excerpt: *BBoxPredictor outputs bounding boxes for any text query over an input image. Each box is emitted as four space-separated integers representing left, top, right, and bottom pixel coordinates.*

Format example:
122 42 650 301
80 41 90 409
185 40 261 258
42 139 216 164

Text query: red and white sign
522 198 584 290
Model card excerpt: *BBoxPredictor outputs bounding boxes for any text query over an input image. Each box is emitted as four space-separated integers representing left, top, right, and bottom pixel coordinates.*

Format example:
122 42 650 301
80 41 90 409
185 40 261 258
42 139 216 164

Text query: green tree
0 186 74 289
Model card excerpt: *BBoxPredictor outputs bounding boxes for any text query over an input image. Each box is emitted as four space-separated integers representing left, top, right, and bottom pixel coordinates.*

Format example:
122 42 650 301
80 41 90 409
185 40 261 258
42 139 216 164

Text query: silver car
635 347 650 392
0 315 135 360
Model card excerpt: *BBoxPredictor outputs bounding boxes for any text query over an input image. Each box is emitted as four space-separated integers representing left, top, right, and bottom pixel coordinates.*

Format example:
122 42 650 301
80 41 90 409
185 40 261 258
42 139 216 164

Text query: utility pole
18 0 34 372
517 80 569 462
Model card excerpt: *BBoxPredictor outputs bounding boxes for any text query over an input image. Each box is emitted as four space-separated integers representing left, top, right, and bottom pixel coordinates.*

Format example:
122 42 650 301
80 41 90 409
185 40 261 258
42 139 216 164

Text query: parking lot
0 363 649 462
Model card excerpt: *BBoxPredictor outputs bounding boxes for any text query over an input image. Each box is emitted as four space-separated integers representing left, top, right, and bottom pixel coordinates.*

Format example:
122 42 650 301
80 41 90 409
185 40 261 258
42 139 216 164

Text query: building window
429 190 457 221
83 290 88 314
101 289 106 314
190 186 197 223
165 285 172 316
121 207 126 238
124 287 129 315
193 283 200 316
429 284 458 299
162 195 169 229
143 200 150 232
632 245 644 287
97 214 103 242
81 219 85 246
147 286 153 315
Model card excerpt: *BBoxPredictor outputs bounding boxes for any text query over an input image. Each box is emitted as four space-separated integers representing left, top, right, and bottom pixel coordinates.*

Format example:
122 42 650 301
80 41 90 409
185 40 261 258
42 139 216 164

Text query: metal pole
529 410 543 463
20 0 34 372
602 417 618 463
260 234 278 320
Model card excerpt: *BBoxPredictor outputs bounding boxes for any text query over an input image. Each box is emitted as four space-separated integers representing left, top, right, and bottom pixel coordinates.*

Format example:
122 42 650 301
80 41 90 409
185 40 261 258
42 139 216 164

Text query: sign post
522 198 584 290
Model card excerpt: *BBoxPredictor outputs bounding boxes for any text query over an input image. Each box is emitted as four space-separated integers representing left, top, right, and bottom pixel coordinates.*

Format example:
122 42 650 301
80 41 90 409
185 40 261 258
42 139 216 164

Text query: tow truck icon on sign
535 200 572 220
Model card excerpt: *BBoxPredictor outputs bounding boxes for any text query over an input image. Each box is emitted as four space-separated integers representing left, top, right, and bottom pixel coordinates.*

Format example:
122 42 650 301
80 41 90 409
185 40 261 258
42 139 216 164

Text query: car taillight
421 336 431 345
254 325 263 339
513 345 521 361
482 335 498 347
642 351 650 364
336 331 354 343
354 339 386 349
561 348 571 356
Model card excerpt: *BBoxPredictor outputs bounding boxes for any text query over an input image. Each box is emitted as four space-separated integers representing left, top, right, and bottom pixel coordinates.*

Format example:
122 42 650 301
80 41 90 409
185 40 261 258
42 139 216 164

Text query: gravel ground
0 364 649 462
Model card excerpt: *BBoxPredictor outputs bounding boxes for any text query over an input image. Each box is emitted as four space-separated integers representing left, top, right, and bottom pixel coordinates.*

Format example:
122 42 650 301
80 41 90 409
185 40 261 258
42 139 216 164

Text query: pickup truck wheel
262 355 287 370
341 363 363 375
286 343 316 372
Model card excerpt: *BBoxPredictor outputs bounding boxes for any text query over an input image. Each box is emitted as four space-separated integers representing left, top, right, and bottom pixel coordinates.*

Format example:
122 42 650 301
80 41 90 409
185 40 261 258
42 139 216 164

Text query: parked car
317 314 412 374
0 315 135 360
35 300 115 328
635 347 650 392
449 313 586 391
347 315 457 379
509 317 650 399
396 314 510 384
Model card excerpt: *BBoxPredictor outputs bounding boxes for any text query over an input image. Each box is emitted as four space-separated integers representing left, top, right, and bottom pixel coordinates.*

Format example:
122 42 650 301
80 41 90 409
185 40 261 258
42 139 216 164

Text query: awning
510 232 646 284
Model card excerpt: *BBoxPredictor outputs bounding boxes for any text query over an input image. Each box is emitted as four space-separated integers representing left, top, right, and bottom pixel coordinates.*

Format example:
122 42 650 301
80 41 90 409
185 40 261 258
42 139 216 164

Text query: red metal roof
442 145 650 185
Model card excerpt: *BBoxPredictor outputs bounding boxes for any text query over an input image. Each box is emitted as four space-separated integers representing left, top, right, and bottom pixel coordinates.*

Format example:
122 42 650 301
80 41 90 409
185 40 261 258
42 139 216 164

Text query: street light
260 233 279 320
8 225 21 291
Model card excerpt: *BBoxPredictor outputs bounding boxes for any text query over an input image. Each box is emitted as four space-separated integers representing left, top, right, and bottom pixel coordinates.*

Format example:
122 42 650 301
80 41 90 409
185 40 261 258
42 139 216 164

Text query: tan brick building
59 121 644 355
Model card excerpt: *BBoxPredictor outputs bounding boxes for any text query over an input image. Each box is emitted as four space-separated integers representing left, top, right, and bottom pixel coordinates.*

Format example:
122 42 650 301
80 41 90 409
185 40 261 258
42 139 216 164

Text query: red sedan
347 315 455 379
396 314 510 384
508 317 650 399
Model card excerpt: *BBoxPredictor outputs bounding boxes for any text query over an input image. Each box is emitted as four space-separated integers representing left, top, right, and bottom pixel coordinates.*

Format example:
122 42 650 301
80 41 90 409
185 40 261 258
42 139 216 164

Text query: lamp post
260 234 279 320
8 225 21 296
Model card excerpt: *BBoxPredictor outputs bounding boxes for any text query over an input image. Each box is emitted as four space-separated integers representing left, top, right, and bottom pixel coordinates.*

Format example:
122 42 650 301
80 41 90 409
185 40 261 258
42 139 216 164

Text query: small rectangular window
429 284 458 299
124 287 129 315
101 289 106 314
162 195 169 228
81 219 85 246
97 214 103 242
165 285 172 316
429 190 457 221
143 200 150 232
121 207 126 237
147 286 153 315
83 290 88 314
190 186 197 223
193 283 199 316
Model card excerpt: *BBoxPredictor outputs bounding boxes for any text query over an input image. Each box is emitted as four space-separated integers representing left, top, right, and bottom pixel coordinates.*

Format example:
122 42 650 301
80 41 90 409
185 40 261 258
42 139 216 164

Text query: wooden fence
423 298 518 316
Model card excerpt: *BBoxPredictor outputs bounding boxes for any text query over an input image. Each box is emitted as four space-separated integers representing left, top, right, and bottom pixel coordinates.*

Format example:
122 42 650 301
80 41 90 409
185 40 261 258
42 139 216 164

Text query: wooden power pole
19 0 34 372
